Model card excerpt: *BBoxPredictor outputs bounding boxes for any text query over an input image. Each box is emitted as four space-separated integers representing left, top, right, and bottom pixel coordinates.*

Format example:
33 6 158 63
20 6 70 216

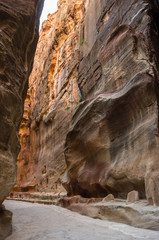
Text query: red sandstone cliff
16 0 159 206
16 0 84 194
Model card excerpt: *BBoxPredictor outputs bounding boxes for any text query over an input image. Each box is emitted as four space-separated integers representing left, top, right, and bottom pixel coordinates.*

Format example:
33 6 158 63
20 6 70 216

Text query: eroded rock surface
15 0 85 193
16 0 159 207
63 0 159 204
60 197 159 231
0 0 43 238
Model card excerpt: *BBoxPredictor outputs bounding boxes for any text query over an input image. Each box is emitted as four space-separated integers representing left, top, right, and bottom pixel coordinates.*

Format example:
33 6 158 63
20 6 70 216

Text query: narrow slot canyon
1 0 159 239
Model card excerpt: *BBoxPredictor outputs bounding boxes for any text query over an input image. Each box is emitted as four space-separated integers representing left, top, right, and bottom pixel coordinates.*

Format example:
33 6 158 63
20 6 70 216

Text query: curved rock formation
0 0 43 238
63 0 159 204
16 0 159 206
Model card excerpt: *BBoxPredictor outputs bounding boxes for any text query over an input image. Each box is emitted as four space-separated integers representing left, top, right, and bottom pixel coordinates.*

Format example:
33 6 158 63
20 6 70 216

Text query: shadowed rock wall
63 0 159 204
0 0 43 238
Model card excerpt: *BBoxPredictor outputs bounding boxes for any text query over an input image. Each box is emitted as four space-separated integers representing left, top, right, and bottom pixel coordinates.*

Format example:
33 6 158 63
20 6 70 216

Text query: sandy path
4 200 159 240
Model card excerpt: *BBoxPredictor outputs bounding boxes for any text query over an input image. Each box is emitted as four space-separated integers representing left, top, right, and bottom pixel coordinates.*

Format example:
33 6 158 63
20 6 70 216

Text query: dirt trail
4 200 159 240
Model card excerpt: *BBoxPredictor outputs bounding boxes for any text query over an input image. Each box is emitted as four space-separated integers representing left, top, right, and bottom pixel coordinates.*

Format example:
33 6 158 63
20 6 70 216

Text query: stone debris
102 194 115 202
127 191 139 203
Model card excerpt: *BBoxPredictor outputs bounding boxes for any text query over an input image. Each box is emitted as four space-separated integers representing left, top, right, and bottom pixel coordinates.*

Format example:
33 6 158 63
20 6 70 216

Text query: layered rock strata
15 0 85 193
64 0 159 204
0 0 43 238
16 0 159 206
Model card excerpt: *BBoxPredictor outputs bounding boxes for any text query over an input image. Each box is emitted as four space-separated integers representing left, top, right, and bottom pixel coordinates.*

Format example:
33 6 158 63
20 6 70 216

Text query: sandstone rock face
16 0 159 206
64 0 159 204
15 0 85 193
0 0 43 237
0 0 43 215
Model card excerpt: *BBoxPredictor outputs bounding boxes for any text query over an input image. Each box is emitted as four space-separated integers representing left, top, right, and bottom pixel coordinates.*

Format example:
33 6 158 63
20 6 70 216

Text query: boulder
102 194 115 202
127 191 139 203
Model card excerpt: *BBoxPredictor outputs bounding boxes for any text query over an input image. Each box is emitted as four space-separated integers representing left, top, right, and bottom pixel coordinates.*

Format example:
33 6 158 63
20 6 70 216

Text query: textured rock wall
15 0 85 193
16 0 159 205
64 0 159 204
0 0 43 237
0 0 43 203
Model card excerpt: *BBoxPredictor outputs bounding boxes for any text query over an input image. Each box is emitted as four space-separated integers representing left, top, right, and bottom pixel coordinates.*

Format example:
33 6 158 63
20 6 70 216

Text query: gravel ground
4 200 159 240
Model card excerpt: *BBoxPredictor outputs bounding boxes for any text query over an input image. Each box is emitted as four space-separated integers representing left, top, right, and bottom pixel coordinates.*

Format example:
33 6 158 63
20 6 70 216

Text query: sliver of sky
40 0 58 29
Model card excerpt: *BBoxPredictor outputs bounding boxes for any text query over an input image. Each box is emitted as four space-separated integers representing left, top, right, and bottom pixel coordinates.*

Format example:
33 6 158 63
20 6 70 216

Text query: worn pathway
5 200 159 240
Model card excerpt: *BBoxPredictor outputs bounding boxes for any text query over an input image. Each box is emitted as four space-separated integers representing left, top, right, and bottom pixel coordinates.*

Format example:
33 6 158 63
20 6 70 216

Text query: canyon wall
0 0 43 238
64 0 159 204
15 0 85 193
16 0 159 205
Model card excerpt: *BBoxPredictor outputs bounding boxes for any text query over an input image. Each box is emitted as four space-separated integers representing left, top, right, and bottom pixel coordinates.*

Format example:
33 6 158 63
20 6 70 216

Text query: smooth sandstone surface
0 0 43 204
58 195 159 230
4 200 159 240
127 191 139 203
0 0 43 238
63 200 159 231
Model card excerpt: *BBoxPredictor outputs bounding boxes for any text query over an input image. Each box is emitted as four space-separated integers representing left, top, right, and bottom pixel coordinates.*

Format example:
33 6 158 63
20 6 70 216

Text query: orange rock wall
16 0 85 193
